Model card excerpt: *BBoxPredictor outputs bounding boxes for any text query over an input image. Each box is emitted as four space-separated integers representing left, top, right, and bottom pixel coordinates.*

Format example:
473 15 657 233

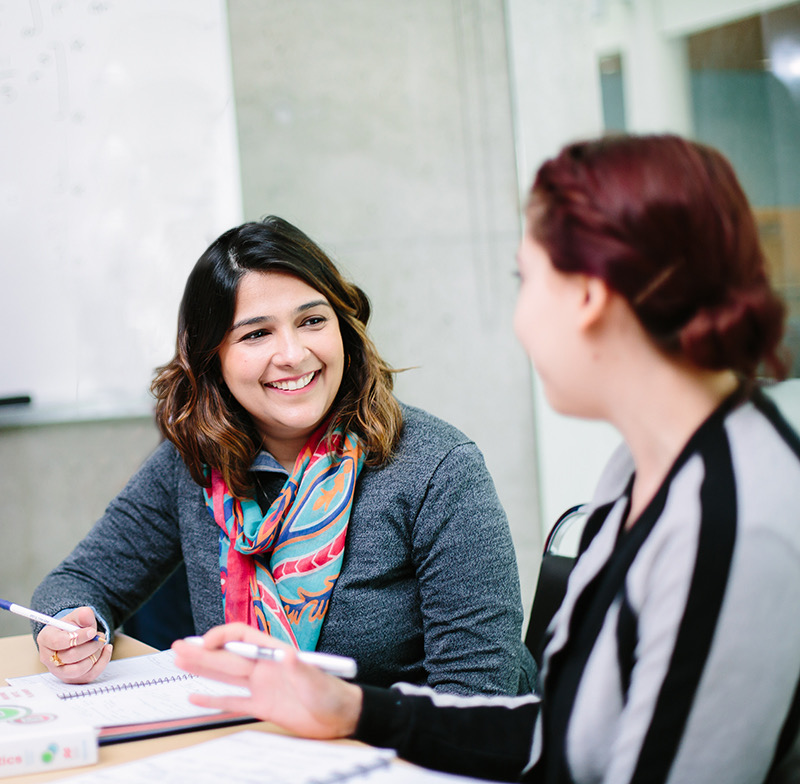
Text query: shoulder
138 438 189 475
358 403 491 493
388 403 489 475
722 390 800 546
395 402 474 452
726 388 800 474
125 439 198 495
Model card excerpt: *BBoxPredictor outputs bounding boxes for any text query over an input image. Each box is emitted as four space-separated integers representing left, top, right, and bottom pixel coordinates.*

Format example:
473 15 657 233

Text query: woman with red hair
175 135 800 784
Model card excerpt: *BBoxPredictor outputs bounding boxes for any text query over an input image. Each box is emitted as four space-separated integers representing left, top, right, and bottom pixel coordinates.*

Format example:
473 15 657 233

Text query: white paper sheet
59 730 396 784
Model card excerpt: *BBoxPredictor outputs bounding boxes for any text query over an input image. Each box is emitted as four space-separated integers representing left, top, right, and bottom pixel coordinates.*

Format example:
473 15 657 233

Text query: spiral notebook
5 650 254 744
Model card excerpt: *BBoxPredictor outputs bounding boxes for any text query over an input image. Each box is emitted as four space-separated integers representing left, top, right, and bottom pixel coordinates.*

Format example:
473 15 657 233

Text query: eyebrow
230 299 332 331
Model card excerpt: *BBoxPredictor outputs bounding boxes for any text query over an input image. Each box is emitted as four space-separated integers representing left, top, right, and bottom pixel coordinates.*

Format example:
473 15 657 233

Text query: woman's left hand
171 623 363 740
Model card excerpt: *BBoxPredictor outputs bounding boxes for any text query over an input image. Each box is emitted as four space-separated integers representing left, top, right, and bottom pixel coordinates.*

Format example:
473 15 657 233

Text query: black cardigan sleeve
354 684 541 782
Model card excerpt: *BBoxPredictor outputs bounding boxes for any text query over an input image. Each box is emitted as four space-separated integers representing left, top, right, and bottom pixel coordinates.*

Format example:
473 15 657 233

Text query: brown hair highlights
151 216 402 498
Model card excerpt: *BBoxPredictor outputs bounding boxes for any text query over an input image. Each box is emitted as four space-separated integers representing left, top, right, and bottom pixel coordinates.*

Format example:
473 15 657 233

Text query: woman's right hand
36 606 112 683
172 623 364 740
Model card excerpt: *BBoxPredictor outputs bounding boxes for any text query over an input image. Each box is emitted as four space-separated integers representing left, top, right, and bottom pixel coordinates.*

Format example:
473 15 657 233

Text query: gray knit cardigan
32 403 535 695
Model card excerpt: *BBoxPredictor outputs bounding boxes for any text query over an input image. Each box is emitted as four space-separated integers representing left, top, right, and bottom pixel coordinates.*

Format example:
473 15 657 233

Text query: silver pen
184 636 358 679
224 641 358 680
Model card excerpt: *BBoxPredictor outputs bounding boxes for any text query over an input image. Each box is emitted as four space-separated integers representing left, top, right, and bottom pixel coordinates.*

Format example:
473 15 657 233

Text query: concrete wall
224 0 542 609
505 0 622 530
0 419 160 637
0 0 542 638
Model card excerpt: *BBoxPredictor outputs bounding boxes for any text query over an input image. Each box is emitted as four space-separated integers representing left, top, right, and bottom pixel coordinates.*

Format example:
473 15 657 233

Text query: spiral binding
57 673 197 700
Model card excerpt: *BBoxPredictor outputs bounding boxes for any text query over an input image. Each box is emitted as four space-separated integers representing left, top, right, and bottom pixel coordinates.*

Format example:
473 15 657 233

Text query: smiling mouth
265 371 317 391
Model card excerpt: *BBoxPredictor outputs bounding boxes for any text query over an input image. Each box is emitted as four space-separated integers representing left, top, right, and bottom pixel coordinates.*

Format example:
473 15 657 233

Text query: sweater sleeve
355 684 541 781
31 441 187 639
410 442 535 696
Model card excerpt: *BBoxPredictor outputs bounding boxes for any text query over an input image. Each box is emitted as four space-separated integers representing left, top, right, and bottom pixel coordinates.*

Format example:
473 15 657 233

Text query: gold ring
50 651 63 667
89 653 98 665
68 632 79 648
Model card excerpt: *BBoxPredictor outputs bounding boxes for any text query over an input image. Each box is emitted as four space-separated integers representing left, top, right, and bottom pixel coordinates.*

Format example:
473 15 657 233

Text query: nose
272 328 306 366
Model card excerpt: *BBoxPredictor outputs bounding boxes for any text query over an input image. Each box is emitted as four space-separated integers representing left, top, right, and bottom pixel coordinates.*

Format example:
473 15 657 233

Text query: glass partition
593 0 800 375
686 4 800 375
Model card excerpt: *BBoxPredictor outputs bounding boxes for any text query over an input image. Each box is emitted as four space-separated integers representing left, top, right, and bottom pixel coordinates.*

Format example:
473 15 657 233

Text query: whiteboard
0 0 242 414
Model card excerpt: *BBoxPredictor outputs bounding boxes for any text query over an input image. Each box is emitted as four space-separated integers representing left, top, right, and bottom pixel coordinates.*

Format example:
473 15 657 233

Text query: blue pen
0 599 107 644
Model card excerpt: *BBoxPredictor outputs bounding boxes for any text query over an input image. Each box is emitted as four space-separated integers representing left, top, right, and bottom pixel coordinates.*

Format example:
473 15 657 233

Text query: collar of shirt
250 450 289 476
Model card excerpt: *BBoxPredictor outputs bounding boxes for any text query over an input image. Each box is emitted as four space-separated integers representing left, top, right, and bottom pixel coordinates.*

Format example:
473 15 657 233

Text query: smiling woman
31 216 536 698
218 272 347 470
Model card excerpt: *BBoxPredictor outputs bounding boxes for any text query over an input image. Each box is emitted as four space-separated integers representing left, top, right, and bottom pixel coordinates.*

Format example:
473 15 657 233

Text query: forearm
32 519 180 630
355 685 540 781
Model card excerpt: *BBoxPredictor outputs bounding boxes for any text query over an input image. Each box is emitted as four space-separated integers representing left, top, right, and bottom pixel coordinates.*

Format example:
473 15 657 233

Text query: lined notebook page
7 650 250 727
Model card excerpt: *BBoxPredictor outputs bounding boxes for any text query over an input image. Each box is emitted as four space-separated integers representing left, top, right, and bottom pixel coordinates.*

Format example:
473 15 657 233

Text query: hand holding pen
184 636 358 679
13 603 114 684
172 623 364 740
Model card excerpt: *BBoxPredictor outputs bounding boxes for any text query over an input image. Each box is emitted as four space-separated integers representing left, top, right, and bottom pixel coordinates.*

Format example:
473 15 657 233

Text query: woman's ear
576 275 611 332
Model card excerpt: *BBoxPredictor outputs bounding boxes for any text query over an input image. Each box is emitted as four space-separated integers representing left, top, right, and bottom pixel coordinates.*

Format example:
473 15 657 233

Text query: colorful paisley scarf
203 422 364 650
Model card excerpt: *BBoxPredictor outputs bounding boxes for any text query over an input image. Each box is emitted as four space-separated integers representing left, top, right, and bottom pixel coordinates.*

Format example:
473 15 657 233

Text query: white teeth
267 371 315 391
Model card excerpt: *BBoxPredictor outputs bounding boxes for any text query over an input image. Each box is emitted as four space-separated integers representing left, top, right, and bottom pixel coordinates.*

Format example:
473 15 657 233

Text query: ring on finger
89 652 98 665
51 651 63 667
68 631 79 648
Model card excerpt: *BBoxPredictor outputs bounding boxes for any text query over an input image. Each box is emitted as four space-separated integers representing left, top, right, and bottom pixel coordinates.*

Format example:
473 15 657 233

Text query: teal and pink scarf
203 422 364 651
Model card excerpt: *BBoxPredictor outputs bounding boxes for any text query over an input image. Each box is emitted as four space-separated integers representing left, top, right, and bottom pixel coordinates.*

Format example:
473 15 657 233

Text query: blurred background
1 0 799 636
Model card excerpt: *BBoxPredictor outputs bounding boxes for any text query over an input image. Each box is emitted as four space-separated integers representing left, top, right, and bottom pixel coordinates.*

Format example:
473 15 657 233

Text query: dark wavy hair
151 216 403 498
527 133 787 379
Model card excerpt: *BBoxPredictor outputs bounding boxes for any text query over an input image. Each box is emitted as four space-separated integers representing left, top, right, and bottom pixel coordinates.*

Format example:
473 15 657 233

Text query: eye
302 315 327 328
240 328 270 342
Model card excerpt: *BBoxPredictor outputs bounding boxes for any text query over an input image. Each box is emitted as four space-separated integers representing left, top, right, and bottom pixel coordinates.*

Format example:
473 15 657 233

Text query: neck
606 360 739 527
261 437 305 473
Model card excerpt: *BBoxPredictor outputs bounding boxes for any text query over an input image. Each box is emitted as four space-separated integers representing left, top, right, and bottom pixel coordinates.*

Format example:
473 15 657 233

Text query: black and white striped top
356 385 800 783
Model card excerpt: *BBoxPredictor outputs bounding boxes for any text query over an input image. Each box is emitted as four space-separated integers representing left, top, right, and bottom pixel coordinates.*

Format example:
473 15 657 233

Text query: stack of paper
59 730 394 783
55 730 496 784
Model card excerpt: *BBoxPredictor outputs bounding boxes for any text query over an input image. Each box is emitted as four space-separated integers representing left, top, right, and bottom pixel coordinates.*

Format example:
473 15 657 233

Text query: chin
541 387 582 419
